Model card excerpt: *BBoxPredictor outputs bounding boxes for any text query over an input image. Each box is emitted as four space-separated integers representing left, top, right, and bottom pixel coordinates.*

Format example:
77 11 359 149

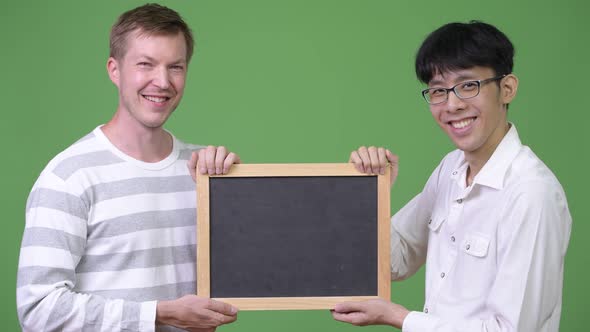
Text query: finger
187 328 216 332
214 146 227 175
205 145 217 175
331 311 366 326
331 311 350 322
349 150 364 173
367 146 380 174
357 146 372 174
188 151 198 182
377 147 387 175
198 149 208 174
222 152 240 174
333 301 364 313
207 299 238 316
212 311 238 325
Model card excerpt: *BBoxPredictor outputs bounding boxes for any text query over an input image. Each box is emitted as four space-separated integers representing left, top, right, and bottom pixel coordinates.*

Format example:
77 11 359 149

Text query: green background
1 0 588 330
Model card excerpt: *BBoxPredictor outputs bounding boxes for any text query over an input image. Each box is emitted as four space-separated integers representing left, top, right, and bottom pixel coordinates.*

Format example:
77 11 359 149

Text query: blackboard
196 163 390 310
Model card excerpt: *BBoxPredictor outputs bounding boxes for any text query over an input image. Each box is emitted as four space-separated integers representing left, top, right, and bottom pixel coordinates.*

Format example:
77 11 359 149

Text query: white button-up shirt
393 125 571 331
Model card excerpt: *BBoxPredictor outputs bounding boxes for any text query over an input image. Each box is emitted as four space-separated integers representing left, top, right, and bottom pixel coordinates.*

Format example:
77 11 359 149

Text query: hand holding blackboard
331 298 408 328
349 146 399 188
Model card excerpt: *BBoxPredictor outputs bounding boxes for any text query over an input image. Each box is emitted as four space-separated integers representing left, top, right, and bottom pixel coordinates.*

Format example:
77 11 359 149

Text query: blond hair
109 3 194 62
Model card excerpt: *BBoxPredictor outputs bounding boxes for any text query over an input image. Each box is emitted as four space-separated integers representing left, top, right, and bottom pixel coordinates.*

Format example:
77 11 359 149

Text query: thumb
385 149 399 188
187 151 198 182
385 149 399 165
208 299 238 316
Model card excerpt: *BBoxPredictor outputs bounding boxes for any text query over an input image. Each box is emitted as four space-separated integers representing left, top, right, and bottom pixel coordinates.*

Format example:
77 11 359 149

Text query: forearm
17 284 157 332
18 227 156 331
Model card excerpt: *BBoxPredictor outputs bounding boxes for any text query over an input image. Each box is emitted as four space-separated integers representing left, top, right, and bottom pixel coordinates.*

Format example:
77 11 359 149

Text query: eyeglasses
421 74 507 105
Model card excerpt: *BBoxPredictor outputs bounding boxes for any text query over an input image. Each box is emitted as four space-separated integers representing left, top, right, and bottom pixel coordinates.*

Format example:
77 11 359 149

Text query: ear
500 73 518 105
106 57 121 88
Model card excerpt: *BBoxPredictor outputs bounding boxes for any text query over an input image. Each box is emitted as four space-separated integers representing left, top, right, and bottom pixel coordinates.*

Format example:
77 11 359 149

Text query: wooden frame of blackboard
196 163 390 310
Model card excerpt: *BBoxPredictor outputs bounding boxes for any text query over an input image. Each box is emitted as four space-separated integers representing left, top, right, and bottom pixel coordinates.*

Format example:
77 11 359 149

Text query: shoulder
32 129 122 193
506 146 566 200
173 136 205 161
499 146 571 233
26 131 105 213
41 130 121 183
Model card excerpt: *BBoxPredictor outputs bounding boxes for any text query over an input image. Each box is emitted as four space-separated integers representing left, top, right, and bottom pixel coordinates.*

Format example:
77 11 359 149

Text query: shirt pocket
427 211 446 233
461 232 490 258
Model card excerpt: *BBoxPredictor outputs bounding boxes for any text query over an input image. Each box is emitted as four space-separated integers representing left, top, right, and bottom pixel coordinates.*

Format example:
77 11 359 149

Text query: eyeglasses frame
421 74 507 105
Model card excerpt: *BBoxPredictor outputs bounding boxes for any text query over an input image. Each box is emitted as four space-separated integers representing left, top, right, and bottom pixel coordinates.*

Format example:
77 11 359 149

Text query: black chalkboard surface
196 164 390 310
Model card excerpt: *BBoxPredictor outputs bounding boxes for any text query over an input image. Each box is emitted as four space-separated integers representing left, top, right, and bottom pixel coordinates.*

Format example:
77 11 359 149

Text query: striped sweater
17 126 202 332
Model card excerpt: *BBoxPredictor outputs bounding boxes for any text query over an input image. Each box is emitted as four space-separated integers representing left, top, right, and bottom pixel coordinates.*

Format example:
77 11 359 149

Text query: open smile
449 117 476 129
142 94 171 103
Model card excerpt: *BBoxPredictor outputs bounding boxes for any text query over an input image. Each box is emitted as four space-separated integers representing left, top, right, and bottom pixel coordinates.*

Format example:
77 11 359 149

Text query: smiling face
107 29 187 131
428 66 517 162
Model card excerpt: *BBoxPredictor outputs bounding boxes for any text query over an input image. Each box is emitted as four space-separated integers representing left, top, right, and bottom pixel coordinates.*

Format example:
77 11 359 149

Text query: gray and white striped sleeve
17 175 156 332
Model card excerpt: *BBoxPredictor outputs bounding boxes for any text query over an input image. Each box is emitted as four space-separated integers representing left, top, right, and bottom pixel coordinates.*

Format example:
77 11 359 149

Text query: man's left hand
187 146 241 181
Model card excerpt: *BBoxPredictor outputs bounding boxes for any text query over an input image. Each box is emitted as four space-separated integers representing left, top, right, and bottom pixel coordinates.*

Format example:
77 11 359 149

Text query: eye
137 62 152 68
170 65 185 71
460 81 478 91
430 88 447 97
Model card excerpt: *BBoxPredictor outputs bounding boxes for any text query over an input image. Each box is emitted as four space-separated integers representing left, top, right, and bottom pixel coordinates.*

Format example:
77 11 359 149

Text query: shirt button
457 198 463 203
452 171 457 175
428 219 432 224
424 307 429 313
466 244 471 250
451 236 455 242
440 272 445 278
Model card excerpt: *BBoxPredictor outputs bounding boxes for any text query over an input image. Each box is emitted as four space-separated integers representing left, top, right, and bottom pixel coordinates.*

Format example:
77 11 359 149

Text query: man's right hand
349 146 399 189
156 295 238 331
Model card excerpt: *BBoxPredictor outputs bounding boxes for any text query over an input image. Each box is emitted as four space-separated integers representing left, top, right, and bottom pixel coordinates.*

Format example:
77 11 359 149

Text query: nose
152 66 171 89
446 89 466 112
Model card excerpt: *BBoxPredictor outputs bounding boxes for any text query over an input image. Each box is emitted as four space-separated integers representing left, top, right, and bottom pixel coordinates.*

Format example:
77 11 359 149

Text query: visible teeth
144 95 167 103
451 118 474 129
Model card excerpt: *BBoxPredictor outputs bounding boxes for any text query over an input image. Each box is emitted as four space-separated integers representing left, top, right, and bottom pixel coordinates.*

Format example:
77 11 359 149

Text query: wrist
388 305 410 328
155 300 174 325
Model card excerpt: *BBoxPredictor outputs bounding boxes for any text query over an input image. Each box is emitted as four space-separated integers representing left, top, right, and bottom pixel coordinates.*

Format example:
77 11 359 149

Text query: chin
141 118 168 129
450 138 476 153
145 113 173 128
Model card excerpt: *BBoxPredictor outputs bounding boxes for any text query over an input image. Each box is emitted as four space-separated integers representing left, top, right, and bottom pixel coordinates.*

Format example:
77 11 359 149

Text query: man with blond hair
17 4 239 331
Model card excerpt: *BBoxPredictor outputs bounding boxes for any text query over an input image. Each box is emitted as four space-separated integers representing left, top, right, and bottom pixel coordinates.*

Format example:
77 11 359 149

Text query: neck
101 110 173 163
464 122 510 186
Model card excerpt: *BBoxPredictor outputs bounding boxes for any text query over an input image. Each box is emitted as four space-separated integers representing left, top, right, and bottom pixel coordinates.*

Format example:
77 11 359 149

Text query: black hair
415 21 514 84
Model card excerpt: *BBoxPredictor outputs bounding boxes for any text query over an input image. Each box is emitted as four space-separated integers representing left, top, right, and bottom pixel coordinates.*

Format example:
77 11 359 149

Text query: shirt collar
451 123 523 190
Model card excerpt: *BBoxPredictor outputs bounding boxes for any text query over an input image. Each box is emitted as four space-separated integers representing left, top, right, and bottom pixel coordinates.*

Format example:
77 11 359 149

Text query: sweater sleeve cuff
402 311 438 332
139 301 157 332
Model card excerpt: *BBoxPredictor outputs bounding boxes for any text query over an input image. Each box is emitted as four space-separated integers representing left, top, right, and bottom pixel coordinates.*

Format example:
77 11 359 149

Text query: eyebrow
428 74 479 87
137 55 186 64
